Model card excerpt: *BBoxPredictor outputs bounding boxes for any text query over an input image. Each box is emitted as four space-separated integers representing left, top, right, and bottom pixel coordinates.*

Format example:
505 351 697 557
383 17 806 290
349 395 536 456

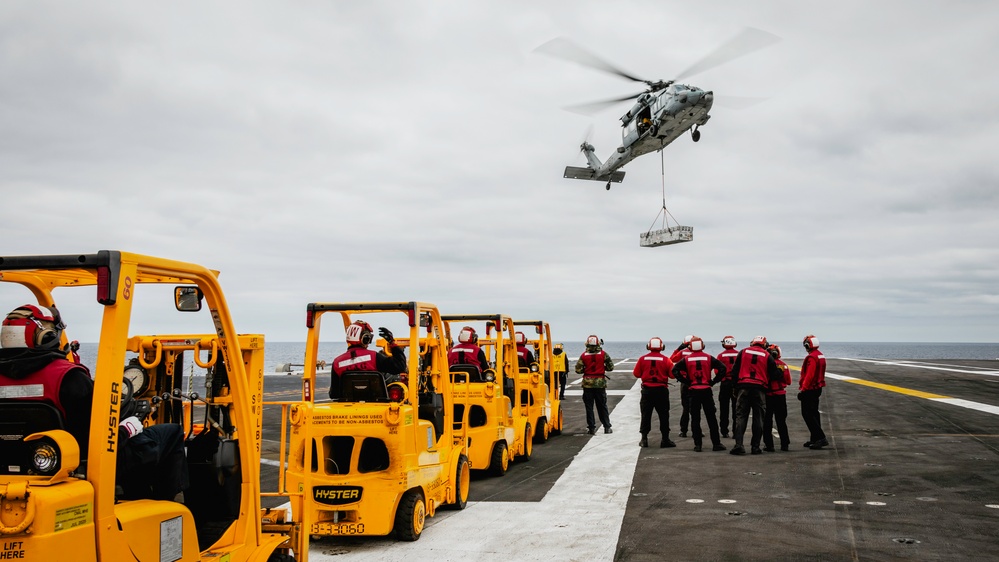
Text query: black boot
661 437 676 448
639 435 649 447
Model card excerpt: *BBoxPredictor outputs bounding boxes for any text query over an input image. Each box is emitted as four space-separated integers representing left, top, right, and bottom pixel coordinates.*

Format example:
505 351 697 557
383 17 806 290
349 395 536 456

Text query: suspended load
640 225 693 247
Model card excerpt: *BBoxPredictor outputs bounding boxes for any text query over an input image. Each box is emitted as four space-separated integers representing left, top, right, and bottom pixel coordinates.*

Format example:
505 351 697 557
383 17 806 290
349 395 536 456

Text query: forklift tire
267 553 295 562
517 424 533 461
393 489 426 541
534 417 549 444
551 406 564 436
446 454 470 510
489 442 509 477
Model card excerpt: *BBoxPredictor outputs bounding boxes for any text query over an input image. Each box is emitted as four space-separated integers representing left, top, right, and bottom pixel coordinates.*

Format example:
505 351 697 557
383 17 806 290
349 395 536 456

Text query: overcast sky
2 1 997 343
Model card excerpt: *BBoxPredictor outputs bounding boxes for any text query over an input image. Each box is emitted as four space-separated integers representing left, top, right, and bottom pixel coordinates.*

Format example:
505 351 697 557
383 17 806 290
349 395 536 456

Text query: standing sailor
716 335 739 438
633 337 676 448
672 336 727 452
552 343 569 400
575 334 615 435
762 344 792 452
799 334 828 449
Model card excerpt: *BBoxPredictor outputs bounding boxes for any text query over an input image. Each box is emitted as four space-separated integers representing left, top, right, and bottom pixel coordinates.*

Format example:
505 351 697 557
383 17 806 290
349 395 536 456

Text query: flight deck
258 357 999 561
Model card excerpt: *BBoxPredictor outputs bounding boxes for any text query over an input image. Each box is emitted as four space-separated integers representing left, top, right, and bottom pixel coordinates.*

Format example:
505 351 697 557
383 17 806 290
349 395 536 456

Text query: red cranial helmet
458 326 477 344
689 336 705 352
515 332 527 345
803 334 819 351
585 335 600 347
721 335 737 349
1 304 65 350
751 335 768 347
345 320 374 346
647 337 664 351
768 344 782 359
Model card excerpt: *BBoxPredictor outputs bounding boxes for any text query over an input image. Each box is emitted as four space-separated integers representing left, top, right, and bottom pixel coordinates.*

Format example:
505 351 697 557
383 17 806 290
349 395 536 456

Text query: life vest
799 349 827 391
448 343 483 370
680 351 714 389
551 351 567 372
580 351 607 377
333 347 378 375
717 350 738 383
767 359 792 395
517 345 533 363
735 346 770 387
633 352 672 387
0 358 79 417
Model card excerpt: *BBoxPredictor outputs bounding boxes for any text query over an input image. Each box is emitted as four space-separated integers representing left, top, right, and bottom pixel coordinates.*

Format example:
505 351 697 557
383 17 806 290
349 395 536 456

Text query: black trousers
557 371 567 398
679 383 690 433
799 388 827 443
639 385 670 437
120 423 189 501
717 382 736 435
582 387 611 430
733 386 767 449
688 388 722 447
763 393 790 449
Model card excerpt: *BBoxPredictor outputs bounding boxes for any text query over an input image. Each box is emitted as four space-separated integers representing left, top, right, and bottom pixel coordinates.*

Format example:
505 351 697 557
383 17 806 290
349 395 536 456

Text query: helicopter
535 28 780 190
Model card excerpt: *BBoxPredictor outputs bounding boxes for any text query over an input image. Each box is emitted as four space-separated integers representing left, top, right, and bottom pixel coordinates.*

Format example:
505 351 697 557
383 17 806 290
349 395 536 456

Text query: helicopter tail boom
563 166 626 183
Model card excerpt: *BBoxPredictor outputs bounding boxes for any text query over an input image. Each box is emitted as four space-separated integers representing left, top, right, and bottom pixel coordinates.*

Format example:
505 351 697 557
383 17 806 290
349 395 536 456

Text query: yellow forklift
0 251 306 561
279 302 469 541
440 314 534 477
513 320 563 442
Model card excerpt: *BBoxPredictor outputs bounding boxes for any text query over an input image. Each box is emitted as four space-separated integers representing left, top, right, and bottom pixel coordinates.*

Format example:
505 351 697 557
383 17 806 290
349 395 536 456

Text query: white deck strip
824 373 999 417
310 378 643 561
838 357 999 376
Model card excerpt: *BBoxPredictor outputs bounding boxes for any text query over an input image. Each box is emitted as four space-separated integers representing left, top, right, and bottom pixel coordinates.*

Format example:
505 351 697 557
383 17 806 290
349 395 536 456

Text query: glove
378 327 394 344
120 415 144 438
796 392 804 401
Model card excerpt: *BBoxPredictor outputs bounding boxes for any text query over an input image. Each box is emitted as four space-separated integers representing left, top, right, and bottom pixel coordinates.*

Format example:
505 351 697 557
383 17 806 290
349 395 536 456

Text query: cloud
1 0 997 344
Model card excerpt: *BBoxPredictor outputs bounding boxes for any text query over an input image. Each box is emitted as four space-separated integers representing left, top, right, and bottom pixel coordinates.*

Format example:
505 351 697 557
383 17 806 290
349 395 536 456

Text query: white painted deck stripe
838 357 999 376
309 378 643 561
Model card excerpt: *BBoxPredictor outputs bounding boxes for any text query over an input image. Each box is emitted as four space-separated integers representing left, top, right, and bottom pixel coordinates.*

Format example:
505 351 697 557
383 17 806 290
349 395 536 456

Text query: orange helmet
345 320 374 346
458 326 478 344
1 304 64 351
803 334 819 351
647 337 664 351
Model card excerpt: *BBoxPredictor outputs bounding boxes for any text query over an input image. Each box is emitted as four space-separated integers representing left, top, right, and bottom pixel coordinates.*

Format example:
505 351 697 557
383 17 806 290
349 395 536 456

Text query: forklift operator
330 320 407 399
0 304 189 501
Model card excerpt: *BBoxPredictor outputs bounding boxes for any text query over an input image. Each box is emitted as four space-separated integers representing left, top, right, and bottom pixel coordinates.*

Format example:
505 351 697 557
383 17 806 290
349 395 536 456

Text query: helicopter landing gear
691 127 701 142
606 182 612 191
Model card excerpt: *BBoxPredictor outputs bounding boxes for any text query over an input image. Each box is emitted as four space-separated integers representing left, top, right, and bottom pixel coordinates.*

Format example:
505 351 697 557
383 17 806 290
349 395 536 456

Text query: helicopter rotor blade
563 92 643 115
534 37 647 84
673 27 781 82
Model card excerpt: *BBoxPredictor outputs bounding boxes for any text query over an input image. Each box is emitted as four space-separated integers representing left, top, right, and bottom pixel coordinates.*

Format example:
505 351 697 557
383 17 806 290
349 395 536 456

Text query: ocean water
74 340 999 378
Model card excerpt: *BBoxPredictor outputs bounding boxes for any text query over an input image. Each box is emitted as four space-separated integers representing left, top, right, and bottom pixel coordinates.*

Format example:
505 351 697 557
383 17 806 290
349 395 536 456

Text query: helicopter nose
702 91 714 106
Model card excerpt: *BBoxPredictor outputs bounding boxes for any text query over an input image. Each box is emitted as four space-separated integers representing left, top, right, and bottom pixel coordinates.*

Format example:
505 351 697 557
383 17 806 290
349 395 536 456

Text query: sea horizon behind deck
251 351 999 561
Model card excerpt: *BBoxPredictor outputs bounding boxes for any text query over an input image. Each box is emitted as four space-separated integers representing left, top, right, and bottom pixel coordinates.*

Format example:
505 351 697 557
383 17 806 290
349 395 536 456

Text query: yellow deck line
787 364 950 399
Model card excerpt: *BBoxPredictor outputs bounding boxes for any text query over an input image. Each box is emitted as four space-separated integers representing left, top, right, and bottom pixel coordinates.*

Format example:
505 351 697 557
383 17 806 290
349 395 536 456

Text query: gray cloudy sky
2 1 997 343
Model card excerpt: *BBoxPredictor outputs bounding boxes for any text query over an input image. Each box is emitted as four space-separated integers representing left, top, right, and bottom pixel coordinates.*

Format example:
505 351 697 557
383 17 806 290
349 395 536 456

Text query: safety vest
799 349 827 391
517 346 532 363
0 358 79 417
717 349 738 383
735 346 770 387
551 351 567 373
633 352 671 387
580 351 607 377
767 360 791 395
333 347 377 375
680 351 714 389
448 343 482 370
